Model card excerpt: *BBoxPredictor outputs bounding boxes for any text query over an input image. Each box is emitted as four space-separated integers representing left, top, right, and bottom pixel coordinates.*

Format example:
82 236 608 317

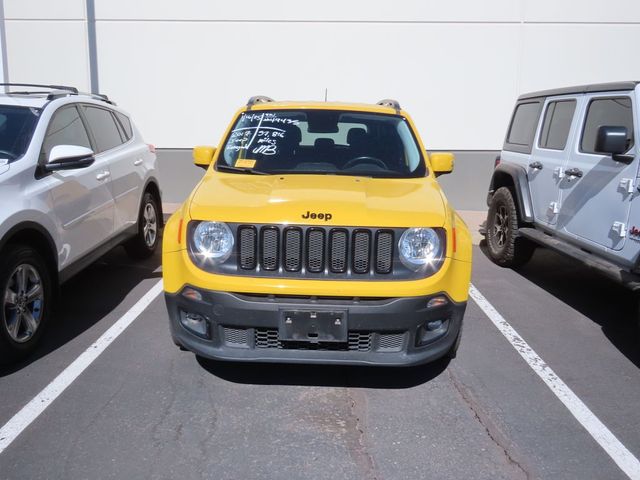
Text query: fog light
416 318 450 346
426 319 444 331
179 310 209 337
182 287 203 302
427 296 448 309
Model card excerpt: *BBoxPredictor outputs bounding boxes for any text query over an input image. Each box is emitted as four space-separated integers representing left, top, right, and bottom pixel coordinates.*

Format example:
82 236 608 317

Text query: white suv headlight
192 221 234 262
399 227 443 271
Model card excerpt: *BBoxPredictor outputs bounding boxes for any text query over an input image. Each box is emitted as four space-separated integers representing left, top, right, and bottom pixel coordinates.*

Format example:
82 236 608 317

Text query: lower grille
223 326 249 346
252 329 406 353
377 332 406 352
255 328 281 349
221 327 406 353
348 332 372 352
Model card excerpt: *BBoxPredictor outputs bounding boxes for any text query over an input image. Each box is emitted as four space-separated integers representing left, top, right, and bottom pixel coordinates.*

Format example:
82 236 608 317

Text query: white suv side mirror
45 145 95 171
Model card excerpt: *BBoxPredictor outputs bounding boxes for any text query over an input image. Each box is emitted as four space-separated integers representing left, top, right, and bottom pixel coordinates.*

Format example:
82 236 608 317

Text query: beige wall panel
95 0 521 22
4 0 85 20
519 24 640 94
5 20 90 91
523 0 640 23
96 22 519 150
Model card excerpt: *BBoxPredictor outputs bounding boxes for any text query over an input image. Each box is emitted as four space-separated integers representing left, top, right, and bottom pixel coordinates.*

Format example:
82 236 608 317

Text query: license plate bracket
279 310 348 344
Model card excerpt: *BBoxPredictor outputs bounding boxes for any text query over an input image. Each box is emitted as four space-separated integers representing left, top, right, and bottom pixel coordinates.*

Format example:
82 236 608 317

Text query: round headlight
399 227 443 270
193 221 234 262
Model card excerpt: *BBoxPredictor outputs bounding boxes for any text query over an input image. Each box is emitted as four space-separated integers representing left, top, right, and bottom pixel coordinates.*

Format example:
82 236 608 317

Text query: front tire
0 245 52 365
125 192 160 259
446 326 462 360
486 186 535 268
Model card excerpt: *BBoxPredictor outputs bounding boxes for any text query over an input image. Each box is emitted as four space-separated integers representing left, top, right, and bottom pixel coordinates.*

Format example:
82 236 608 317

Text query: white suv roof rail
0 82 78 93
0 83 115 105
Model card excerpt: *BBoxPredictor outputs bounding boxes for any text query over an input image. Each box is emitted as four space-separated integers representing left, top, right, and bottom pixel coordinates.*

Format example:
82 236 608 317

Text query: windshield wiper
216 164 270 175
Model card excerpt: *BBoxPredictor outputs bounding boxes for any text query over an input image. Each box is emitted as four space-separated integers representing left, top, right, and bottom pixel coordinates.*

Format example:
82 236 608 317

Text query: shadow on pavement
0 246 161 377
196 355 450 389
479 241 640 368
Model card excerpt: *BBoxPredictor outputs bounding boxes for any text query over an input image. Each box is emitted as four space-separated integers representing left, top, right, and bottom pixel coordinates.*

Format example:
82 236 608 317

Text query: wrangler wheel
486 187 535 268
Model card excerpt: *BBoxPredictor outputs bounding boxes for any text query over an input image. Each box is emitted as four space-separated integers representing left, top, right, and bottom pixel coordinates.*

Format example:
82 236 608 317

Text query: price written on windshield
225 113 297 156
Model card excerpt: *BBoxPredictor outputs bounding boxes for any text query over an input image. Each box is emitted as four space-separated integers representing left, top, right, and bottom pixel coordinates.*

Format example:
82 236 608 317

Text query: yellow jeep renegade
163 97 472 366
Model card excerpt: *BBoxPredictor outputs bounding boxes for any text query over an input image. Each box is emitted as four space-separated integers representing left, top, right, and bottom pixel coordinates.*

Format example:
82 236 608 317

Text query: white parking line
469 284 640 480
0 280 163 455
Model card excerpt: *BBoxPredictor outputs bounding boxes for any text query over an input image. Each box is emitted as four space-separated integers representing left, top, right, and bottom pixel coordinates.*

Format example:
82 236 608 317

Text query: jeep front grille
284 227 303 271
238 227 257 270
236 225 395 277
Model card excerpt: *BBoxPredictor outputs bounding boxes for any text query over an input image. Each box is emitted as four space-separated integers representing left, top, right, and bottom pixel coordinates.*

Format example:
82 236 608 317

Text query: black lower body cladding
165 288 465 366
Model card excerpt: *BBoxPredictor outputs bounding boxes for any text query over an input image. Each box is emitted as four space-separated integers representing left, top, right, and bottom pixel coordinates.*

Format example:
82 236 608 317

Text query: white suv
0 83 161 363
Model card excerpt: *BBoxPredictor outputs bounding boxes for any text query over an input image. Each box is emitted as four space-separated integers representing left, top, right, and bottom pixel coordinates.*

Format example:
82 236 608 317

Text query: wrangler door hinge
612 221 627 238
619 178 634 194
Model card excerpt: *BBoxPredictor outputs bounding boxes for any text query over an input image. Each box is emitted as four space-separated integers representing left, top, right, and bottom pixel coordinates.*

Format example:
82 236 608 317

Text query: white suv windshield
0 106 40 162
219 110 426 177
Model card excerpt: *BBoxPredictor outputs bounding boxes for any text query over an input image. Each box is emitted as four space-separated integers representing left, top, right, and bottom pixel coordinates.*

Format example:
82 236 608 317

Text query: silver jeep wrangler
484 81 639 325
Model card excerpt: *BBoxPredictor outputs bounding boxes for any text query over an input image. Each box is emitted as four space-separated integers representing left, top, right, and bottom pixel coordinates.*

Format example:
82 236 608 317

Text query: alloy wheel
493 205 509 248
143 202 157 247
3 264 44 343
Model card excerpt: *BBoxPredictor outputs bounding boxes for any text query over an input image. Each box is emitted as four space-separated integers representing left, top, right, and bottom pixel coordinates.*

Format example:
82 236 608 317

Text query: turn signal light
182 287 202 302
427 296 449 309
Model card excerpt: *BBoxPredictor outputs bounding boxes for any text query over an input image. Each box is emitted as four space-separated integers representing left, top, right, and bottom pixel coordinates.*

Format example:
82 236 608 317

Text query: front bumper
165 287 466 366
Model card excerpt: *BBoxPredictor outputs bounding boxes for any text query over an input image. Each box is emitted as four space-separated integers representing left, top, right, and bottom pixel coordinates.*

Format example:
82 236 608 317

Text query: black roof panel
518 81 639 101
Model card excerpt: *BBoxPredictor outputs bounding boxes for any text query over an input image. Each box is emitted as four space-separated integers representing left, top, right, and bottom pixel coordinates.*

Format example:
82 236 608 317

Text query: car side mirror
595 126 634 163
430 152 455 177
44 145 95 172
193 146 216 170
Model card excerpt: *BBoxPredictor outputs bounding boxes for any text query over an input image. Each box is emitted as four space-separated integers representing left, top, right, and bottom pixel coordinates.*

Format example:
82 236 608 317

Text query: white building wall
3 0 90 91
2 0 640 150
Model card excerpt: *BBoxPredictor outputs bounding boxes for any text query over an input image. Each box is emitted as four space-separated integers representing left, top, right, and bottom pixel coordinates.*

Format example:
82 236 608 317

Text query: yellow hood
188 173 446 228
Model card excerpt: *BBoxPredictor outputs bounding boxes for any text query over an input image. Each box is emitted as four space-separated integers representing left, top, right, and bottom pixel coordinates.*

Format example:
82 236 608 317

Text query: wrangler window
539 100 576 151
504 101 542 153
581 97 634 154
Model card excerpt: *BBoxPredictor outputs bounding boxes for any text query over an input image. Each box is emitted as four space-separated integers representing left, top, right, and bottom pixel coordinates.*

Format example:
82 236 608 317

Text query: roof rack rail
247 95 274 110
0 83 78 93
0 83 115 105
376 99 401 113
76 91 116 105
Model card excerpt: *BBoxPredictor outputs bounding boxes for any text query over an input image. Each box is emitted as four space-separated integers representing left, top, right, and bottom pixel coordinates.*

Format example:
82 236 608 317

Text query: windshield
219 109 426 177
0 106 40 162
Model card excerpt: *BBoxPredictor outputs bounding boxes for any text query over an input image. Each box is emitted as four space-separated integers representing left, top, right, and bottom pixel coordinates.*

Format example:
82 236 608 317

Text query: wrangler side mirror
595 126 634 163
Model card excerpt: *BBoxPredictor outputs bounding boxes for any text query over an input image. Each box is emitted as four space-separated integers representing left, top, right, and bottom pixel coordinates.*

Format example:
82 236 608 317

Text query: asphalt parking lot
1 227 639 480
